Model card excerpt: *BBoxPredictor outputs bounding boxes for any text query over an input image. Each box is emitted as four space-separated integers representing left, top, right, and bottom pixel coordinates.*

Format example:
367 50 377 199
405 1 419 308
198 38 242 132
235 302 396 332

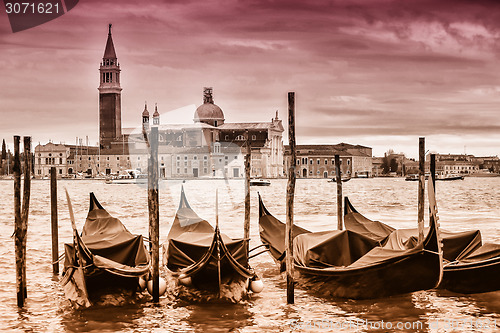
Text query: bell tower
98 24 122 149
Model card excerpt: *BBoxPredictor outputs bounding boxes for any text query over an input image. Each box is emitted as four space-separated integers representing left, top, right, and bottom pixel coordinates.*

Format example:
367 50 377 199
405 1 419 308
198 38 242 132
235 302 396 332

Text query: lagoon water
0 178 499 332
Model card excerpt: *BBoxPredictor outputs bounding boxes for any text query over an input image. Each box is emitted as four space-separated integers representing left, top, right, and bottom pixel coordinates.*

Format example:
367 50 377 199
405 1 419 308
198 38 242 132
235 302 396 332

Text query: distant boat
328 177 351 183
436 174 464 181
250 178 271 186
105 169 147 184
405 174 431 181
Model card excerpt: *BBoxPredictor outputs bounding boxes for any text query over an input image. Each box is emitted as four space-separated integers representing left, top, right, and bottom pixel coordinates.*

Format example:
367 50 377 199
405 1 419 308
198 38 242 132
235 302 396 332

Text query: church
34 25 284 179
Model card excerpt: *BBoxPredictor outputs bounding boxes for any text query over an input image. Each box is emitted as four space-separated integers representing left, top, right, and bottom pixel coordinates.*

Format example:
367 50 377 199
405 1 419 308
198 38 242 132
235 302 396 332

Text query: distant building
284 143 372 178
430 153 479 175
483 158 500 173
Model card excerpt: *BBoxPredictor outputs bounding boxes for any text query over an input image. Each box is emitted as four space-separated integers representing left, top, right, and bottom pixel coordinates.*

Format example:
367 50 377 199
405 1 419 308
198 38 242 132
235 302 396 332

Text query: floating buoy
249 275 264 293
178 273 193 287
138 276 147 290
147 277 167 296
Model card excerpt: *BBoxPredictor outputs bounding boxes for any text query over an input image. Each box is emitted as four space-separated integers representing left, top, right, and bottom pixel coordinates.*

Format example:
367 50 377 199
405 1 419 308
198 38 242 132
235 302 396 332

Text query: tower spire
103 23 117 60
99 24 122 149
153 103 160 125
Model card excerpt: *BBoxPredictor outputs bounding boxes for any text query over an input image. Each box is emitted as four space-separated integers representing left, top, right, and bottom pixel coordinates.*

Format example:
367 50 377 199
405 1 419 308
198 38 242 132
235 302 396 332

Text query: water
0 178 499 332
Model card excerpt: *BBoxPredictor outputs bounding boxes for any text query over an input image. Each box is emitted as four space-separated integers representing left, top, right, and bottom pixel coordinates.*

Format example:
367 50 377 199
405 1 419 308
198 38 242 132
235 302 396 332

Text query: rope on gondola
249 244 268 253
51 253 66 265
249 249 269 259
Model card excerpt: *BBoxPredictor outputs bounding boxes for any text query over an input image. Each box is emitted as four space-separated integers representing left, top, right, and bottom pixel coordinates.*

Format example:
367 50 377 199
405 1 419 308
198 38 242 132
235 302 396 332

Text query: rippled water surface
0 178 499 332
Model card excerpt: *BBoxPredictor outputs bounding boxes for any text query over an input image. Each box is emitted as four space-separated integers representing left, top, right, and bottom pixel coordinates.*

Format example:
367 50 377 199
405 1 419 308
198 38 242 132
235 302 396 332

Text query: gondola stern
179 185 192 210
344 196 359 215
89 192 104 211
258 193 271 217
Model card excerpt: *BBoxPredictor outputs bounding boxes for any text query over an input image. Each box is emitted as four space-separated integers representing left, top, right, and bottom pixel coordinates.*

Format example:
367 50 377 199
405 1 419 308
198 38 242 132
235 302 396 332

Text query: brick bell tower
98 24 122 149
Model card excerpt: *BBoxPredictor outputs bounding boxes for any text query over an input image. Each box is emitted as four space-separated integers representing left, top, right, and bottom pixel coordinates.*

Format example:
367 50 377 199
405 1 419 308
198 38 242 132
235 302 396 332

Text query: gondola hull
61 193 150 308
441 257 500 294
344 196 500 294
164 187 254 296
165 232 252 293
295 249 441 299
258 189 442 299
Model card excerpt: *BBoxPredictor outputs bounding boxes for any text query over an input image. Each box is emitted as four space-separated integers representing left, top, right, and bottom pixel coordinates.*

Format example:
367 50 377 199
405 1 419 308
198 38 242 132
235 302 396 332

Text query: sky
1 0 500 158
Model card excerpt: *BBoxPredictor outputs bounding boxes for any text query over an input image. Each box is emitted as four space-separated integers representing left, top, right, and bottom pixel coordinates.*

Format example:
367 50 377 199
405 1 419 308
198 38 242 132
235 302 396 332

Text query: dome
194 103 224 123
142 103 149 117
193 87 225 126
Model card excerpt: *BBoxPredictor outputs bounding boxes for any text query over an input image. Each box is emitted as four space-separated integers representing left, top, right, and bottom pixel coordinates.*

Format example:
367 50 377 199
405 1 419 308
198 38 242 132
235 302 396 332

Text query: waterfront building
284 143 372 178
431 153 479 175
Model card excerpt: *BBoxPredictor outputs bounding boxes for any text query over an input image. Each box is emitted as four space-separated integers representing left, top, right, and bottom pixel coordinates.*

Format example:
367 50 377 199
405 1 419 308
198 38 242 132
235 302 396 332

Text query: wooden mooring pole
14 136 31 307
148 127 160 302
430 154 436 191
285 92 296 304
418 137 425 243
14 136 23 306
50 167 59 275
244 130 251 249
335 155 343 230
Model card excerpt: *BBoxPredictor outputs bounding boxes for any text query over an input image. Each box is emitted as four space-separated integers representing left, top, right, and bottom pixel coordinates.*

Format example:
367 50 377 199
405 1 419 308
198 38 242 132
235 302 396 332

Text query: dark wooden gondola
327 177 351 183
258 182 443 299
344 196 500 294
162 187 255 295
61 192 150 308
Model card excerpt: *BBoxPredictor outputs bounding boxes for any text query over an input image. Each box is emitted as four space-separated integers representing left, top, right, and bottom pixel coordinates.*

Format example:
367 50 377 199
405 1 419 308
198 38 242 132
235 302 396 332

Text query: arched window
235 135 245 141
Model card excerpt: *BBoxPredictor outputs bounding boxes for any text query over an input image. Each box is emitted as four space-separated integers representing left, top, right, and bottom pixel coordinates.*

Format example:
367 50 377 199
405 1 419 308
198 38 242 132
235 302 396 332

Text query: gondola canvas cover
293 230 381 268
64 193 149 276
165 188 248 272
344 198 482 262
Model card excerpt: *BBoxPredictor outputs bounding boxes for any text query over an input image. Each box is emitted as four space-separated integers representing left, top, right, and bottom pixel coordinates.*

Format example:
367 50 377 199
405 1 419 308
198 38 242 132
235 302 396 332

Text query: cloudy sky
1 0 500 158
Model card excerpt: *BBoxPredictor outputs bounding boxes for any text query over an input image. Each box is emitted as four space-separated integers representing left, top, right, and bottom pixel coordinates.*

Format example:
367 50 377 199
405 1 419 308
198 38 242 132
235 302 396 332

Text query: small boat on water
405 174 419 181
344 196 500 294
435 174 464 181
327 177 351 183
258 181 443 299
250 178 271 186
162 187 259 299
105 169 148 184
61 192 150 308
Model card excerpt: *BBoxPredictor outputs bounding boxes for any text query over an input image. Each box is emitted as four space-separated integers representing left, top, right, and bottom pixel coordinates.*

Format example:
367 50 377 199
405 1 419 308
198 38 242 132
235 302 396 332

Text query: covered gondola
61 193 150 308
258 183 443 299
162 188 255 295
344 196 500 294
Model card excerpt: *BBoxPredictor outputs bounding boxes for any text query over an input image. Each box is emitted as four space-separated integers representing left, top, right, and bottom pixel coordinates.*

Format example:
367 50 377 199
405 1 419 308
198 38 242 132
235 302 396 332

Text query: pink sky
1 0 500 158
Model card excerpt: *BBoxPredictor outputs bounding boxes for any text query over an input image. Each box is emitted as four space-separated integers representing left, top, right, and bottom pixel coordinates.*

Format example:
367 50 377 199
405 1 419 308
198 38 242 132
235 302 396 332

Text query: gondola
328 177 351 183
344 196 500 294
61 192 150 308
162 187 257 297
258 181 443 299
